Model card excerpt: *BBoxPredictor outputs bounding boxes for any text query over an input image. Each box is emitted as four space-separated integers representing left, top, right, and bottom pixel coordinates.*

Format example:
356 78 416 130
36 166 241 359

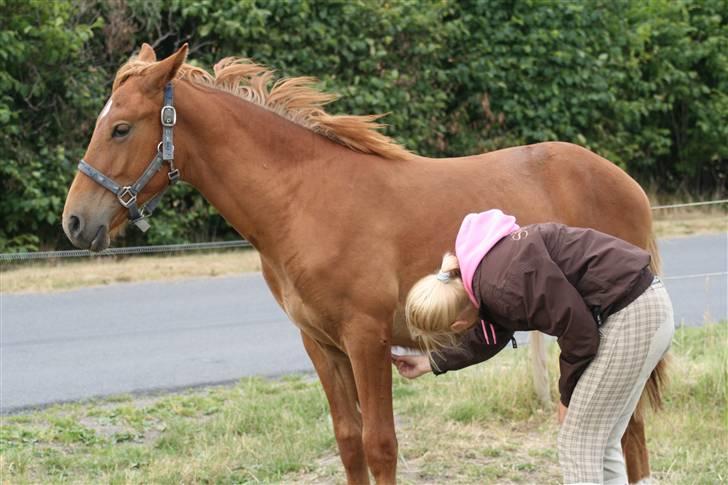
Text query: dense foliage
1 0 725 251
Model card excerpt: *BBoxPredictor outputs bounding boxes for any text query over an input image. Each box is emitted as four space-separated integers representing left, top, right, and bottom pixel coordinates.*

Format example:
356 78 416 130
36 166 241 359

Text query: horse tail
647 231 662 275
638 229 669 415
640 354 670 415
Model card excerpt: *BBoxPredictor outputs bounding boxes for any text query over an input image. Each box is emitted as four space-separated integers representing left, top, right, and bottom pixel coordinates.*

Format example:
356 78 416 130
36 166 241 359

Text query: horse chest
281 290 311 327
280 287 339 346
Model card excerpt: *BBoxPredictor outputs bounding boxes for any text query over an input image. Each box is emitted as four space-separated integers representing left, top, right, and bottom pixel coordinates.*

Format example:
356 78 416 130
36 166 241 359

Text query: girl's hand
558 402 568 424
391 354 432 379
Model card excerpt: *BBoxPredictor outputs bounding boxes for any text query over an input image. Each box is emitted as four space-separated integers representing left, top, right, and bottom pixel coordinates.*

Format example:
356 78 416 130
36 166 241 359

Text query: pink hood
455 210 520 306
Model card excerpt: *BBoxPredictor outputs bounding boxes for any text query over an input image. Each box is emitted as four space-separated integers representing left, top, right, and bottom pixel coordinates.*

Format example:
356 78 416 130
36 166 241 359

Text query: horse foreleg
529 331 551 407
343 317 398 485
301 332 370 484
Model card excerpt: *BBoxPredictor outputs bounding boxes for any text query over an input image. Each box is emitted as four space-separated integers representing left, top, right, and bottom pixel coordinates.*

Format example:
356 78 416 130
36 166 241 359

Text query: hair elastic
436 271 450 282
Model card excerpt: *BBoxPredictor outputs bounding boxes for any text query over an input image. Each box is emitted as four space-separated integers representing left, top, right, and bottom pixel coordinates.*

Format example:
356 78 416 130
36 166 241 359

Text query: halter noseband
77 82 180 232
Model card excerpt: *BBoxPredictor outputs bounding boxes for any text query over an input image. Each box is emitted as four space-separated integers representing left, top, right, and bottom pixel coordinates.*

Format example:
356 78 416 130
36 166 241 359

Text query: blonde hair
405 253 471 358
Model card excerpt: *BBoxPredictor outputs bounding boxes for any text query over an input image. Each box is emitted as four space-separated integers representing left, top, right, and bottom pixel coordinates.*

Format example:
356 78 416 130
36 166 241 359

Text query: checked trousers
558 279 674 484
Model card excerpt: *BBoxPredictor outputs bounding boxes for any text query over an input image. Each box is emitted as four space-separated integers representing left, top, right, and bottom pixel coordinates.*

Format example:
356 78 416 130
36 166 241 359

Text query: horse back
429 141 652 248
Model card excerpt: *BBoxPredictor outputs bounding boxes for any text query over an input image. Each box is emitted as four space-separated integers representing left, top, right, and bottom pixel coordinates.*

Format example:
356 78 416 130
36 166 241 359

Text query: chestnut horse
62 44 665 483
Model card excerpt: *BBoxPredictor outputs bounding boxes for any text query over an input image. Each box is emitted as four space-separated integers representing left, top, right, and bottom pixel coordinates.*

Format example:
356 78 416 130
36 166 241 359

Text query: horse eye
112 123 131 138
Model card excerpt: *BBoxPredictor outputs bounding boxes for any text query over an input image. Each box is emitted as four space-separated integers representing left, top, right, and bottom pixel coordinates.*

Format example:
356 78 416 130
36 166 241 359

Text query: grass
2 324 725 484
1 377 334 484
1 207 726 294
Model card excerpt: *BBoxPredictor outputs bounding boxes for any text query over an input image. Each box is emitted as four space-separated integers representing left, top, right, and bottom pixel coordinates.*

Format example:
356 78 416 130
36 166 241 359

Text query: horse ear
137 43 157 62
142 43 188 93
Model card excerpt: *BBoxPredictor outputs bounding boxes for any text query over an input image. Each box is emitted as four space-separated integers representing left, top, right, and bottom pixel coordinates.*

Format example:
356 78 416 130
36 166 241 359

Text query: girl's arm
391 354 431 379
429 322 514 374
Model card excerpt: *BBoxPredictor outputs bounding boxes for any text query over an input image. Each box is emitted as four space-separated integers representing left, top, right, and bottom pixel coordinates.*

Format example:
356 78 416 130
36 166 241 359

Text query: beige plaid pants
558 279 674 484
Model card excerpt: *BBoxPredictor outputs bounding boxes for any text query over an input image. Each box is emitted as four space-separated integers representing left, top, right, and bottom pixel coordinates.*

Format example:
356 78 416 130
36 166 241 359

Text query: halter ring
117 187 137 208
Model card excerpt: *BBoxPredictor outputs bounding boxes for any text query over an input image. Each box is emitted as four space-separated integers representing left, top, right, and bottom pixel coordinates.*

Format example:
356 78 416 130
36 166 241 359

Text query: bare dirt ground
286 415 563 484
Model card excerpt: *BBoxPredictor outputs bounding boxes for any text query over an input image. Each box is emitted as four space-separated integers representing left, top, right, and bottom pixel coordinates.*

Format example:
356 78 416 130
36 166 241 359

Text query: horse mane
113 55 413 160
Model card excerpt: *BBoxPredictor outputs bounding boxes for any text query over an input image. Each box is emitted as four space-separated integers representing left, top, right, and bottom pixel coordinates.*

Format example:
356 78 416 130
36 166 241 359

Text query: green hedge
1 0 725 251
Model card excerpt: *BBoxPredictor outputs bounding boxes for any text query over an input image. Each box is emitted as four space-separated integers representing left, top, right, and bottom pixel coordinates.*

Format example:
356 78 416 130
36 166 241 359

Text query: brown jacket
431 223 653 406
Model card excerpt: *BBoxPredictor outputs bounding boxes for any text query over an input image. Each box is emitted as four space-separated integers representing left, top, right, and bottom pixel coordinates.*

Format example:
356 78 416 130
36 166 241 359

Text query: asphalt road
1 234 725 413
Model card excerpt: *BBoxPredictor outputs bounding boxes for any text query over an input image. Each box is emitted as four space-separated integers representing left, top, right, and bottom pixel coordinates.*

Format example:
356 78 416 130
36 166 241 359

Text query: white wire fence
1 199 725 262
651 199 728 210
0 240 251 262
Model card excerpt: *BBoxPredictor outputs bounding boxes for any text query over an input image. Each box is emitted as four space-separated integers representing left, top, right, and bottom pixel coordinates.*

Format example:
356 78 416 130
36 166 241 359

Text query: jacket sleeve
511 251 600 406
430 322 514 375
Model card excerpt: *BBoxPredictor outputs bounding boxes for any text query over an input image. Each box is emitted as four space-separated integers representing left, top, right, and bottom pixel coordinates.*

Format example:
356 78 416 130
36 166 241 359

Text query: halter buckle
132 216 151 232
168 168 180 183
117 186 137 208
161 105 176 127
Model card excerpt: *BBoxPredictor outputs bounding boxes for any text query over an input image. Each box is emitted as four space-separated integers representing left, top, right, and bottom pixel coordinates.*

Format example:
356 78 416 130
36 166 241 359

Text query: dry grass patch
393 417 561 484
0 249 261 293
652 206 726 238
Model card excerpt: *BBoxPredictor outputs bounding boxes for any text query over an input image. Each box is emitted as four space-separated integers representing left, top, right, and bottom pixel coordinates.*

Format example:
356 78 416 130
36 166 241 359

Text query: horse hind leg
301 332 370 484
622 414 650 483
623 355 670 483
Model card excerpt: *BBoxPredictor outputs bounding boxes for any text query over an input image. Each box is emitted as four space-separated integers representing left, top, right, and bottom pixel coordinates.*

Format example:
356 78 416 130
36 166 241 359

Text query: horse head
62 43 188 250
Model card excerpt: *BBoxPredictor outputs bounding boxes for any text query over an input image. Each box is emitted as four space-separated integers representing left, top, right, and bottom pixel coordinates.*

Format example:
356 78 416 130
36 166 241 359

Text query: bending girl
392 209 674 484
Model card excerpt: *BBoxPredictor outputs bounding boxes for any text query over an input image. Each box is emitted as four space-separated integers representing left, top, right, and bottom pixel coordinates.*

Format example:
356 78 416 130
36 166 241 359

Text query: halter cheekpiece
77 82 179 232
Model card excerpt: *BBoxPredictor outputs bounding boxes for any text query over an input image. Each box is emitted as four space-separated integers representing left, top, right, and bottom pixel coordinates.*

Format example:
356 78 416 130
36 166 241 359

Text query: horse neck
172 81 391 259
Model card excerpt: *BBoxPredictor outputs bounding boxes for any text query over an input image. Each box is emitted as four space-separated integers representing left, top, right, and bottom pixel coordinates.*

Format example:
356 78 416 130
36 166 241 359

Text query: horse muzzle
62 212 110 252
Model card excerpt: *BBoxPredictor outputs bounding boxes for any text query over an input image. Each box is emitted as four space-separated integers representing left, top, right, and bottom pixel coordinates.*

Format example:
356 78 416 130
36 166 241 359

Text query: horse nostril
69 215 83 237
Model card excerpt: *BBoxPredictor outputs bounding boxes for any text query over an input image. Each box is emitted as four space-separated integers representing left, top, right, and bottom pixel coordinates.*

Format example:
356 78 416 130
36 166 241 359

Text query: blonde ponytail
405 252 470 356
